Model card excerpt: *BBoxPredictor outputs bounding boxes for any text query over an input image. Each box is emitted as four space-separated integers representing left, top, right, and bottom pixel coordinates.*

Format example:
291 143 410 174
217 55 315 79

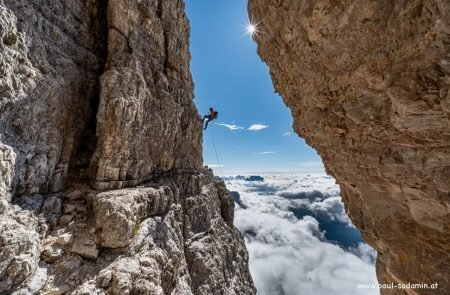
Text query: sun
247 24 256 35
242 21 260 38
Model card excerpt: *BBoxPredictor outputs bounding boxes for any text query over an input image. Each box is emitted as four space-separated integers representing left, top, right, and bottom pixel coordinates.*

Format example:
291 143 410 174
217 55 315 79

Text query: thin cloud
215 123 244 130
283 132 292 136
258 151 275 155
207 164 224 168
248 124 269 131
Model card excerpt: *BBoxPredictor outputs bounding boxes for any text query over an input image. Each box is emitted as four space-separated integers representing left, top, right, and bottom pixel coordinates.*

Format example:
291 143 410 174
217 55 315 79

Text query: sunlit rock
0 0 255 293
248 0 450 293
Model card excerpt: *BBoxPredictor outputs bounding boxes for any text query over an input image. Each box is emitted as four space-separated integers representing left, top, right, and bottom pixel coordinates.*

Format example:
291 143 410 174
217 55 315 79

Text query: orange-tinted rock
248 0 449 293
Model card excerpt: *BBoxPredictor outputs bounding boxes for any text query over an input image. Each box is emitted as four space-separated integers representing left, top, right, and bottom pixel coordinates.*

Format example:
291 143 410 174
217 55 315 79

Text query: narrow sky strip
185 0 324 175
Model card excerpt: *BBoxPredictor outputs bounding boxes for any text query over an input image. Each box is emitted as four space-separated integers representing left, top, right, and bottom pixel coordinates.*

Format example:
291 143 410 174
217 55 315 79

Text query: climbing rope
210 125 224 179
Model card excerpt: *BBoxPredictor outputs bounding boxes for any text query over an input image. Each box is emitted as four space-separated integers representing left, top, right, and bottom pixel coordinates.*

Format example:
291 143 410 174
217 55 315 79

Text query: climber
201 107 218 130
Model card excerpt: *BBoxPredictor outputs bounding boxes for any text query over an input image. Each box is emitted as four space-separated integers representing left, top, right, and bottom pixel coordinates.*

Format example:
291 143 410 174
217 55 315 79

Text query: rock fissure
109 26 132 54
70 0 108 183
0 0 255 294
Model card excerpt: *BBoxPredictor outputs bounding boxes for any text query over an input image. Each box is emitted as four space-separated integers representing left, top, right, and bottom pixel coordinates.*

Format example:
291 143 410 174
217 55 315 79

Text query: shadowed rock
0 0 255 293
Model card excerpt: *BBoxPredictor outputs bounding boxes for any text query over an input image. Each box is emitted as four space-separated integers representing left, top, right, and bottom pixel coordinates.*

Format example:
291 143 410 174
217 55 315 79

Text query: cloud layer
226 174 379 295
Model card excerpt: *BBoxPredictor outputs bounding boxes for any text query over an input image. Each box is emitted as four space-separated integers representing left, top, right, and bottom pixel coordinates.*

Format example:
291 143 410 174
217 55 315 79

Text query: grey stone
17 195 44 214
55 233 73 246
40 197 61 216
46 285 70 295
0 209 40 293
41 245 63 263
58 214 74 226
93 186 174 248
74 203 87 214
71 238 98 259
23 262 47 293
0 145 16 202
63 204 75 214
65 191 83 201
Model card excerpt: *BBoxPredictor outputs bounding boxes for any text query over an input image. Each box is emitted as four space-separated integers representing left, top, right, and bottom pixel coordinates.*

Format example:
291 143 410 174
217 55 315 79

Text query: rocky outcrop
35 170 252 295
248 0 449 293
0 0 254 293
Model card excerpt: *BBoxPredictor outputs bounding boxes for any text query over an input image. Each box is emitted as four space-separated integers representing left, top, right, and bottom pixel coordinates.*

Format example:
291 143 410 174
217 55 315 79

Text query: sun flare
247 24 256 35
243 21 259 38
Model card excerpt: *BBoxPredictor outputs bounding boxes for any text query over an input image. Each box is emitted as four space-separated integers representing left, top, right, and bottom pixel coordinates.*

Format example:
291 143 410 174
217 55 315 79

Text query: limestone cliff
0 0 255 294
248 0 449 293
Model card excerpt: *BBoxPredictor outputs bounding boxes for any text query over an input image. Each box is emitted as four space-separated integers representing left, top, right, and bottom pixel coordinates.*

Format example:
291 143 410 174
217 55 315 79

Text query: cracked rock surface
0 0 255 294
248 0 449 293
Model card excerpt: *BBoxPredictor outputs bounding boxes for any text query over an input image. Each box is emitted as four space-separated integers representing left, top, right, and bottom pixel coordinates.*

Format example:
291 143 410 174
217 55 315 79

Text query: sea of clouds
225 174 380 295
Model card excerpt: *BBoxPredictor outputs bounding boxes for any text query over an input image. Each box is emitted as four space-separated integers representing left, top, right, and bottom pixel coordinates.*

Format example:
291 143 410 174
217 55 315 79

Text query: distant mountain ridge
224 175 265 182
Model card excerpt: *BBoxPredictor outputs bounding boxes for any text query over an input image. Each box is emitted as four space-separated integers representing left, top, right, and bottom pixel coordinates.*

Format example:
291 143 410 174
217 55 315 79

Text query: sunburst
242 20 260 38
247 23 257 35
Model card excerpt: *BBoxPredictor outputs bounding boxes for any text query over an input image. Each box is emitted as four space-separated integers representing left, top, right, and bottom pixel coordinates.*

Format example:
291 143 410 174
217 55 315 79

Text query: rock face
0 0 255 294
90 0 203 190
248 0 449 293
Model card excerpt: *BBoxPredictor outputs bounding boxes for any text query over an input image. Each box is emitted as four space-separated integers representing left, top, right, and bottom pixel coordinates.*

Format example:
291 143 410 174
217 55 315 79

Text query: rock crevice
0 0 255 293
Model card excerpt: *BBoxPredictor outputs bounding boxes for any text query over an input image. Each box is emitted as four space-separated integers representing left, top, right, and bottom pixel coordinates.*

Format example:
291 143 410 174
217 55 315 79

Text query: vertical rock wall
0 0 255 293
1 0 107 195
1 0 202 194
90 0 203 190
248 0 449 293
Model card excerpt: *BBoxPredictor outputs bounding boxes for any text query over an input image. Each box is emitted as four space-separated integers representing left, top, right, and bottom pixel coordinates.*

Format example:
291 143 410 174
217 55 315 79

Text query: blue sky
185 0 324 175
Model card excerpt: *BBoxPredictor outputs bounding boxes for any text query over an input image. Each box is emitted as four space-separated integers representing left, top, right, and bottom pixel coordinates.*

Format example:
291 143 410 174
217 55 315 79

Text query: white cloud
226 174 379 295
283 132 292 136
258 151 275 155
248 124 269 131
215 123 244 130
350 243 378 265
206 164 224 168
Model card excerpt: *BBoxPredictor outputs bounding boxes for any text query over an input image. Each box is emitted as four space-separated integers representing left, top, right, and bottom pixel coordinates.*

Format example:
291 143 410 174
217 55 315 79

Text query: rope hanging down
210 126 224 178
